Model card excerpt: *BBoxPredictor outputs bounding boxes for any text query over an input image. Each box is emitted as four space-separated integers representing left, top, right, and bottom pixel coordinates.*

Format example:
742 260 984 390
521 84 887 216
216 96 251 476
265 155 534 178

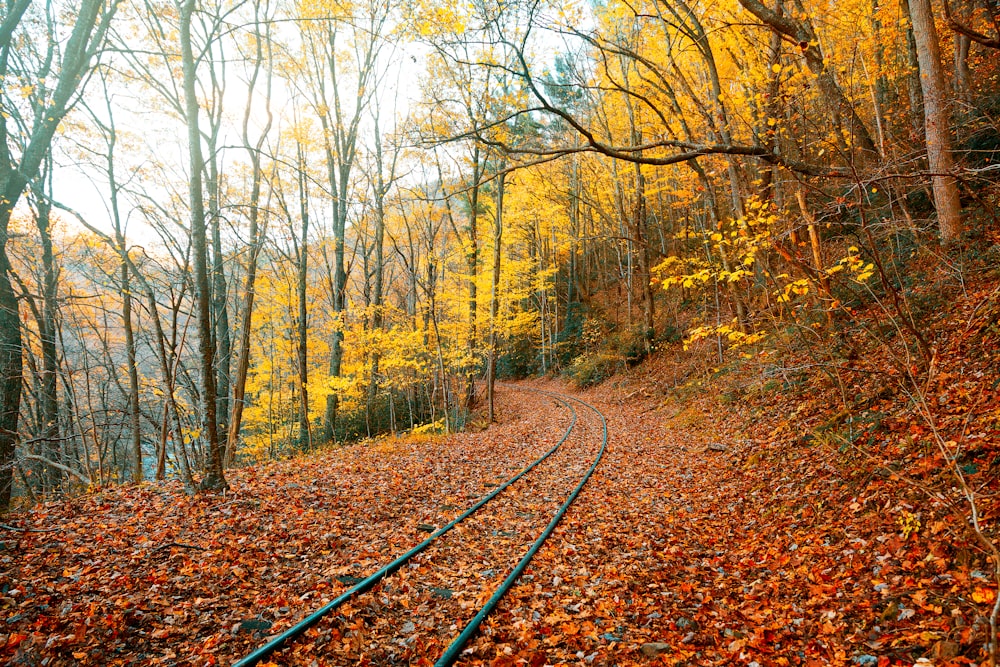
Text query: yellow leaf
973 587 995 604
561 621 580 636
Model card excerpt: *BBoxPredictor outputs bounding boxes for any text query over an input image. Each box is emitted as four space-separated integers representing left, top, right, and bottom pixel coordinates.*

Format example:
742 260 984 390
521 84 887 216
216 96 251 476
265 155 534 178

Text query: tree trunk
635 162 655 344
323 179 347 442
367 126 390 425
908 0 964 242
120 225 142 484
487 172 505 423
0 233 18 510
209 153 232 448
180 0 227 491
0 0 111 509
953 33 971 101
464 147 481 411
31 176 62 495
99 100 144 485
901 0 927 143
227 3 272 464
295 146 311 450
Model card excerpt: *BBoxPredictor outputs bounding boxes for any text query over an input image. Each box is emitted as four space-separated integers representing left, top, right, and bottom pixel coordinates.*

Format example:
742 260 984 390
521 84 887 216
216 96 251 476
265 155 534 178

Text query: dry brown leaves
3 279 1000 667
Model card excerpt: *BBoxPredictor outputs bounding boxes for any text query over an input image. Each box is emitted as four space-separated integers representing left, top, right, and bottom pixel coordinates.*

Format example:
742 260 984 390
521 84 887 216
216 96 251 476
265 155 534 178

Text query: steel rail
233 392 578 667
435 389 608 666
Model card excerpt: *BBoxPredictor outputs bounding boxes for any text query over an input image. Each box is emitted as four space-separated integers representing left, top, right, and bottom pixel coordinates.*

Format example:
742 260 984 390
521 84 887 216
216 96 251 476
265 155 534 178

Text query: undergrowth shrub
563 325 660 387
565 352 621 388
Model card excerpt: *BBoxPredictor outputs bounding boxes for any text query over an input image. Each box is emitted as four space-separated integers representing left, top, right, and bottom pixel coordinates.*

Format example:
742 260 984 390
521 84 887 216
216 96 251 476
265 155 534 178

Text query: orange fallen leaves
4 281 1000 666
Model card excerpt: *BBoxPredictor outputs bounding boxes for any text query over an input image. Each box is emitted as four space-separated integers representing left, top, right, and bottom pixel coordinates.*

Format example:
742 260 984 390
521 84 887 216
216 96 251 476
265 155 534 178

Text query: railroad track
234 385 607 667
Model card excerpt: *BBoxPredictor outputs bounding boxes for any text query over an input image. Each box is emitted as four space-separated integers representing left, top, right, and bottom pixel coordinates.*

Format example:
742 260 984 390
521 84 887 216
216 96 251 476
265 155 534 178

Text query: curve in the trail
435 388 608 667
234 390 578 667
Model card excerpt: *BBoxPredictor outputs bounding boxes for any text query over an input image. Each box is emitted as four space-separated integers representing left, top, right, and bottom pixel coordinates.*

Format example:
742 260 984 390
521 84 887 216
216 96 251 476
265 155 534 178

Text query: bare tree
227 0 274 464
178 0 226 490
0 0 118 510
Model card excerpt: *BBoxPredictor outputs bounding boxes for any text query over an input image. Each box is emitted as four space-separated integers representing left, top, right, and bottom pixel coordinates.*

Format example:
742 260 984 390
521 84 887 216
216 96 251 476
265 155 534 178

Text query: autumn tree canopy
0 0 997 506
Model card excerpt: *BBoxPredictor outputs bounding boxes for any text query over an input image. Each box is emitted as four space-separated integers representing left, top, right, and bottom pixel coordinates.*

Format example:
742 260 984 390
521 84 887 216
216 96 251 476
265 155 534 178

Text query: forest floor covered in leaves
4 274 1000 666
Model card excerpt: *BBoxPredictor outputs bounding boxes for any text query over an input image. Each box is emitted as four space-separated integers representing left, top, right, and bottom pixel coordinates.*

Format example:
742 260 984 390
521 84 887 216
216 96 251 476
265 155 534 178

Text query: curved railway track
235 386 608 667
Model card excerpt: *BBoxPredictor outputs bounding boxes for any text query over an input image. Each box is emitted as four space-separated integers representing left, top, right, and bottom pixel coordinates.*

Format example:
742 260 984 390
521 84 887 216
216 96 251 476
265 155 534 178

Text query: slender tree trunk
209 156 232 447
295 146 311 450
367 127 390 424
28 173 61 496
156 402 168 480
487 172 505 423
324 189 347 442
901 0 927 142
795 189 834 324
634 162 655 343
180 0 226 491
953 33 971 101
99 104 144 485
0 240 19 510
227 178 266 464
309 6 385 442
227 3 272 463
465 147 481 411
120 232 142 482
908 0 964 242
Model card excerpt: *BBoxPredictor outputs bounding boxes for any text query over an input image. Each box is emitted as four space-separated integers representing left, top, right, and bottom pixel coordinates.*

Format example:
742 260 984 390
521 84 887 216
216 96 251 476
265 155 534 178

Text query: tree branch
22 454 91 485
943 0 1000 48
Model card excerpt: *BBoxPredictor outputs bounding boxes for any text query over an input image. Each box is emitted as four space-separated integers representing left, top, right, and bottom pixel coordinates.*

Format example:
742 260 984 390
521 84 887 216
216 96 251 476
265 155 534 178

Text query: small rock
416 523 436 533
708 443 728 452
680 631 696 644
640 642 671 657
675 617 698 631
401 621 416 634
